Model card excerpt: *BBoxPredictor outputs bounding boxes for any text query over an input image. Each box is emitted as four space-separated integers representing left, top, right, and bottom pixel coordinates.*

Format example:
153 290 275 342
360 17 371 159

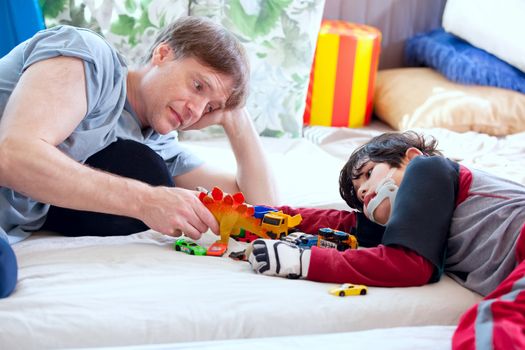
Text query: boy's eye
364 166 374 179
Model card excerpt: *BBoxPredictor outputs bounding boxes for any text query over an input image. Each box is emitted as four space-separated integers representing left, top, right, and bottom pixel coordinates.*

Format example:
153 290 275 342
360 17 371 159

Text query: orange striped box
304 21 381 128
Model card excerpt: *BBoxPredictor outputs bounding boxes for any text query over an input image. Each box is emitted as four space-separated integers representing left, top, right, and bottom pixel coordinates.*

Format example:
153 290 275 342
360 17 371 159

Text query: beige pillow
374 68 525 136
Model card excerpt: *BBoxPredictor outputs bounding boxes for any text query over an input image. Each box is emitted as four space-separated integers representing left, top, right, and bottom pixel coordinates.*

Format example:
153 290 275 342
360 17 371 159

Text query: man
0 16 278 297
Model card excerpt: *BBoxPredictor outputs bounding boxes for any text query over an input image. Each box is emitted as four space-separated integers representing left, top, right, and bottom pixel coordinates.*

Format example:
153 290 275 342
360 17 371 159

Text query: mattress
4 121 525 349
5 231 477 349
94 325 457 350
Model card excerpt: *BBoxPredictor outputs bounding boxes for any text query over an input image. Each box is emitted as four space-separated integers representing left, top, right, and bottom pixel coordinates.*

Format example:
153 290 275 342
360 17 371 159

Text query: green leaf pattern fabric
41 0 325 138
190 0 325 138
42 0 189 65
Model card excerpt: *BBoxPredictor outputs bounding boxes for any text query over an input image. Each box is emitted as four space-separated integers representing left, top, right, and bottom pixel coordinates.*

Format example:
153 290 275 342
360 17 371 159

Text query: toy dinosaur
198 187 265 244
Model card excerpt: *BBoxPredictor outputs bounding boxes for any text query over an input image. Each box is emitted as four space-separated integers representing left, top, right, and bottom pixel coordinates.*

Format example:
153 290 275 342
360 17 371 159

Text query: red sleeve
276 206 356 234
307 245 433 287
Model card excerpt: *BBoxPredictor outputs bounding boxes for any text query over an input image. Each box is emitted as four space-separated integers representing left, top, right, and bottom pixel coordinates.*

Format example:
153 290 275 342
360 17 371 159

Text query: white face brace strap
364 169 398 226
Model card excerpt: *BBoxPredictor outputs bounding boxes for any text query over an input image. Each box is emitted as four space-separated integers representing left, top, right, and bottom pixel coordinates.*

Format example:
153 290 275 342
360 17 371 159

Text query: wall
323 0 447 69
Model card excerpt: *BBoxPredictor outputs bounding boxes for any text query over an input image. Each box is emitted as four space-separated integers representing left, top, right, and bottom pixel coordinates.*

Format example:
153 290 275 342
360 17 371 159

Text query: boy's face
351 162 406 225
351 147 423 225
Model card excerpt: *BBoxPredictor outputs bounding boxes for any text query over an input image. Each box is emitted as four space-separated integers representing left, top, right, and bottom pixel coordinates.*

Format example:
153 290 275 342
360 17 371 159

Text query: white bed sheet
93 325 456 350
3 121 524 349
4 231 477 349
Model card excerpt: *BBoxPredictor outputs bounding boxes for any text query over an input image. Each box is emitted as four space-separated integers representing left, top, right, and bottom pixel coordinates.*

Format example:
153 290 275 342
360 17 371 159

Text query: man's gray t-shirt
0 26 203 244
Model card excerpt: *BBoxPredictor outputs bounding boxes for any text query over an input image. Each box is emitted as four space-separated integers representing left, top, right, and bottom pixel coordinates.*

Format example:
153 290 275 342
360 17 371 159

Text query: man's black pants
41 140 174 236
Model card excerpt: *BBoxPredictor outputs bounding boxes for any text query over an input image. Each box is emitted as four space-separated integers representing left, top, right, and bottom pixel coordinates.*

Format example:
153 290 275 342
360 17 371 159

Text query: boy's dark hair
339 131 442 211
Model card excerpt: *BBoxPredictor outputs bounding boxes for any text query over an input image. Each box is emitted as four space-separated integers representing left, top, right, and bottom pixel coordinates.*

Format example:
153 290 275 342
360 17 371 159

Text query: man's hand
139 187 219 240
183 107 237 131
248 239 311 279
177 106 279 206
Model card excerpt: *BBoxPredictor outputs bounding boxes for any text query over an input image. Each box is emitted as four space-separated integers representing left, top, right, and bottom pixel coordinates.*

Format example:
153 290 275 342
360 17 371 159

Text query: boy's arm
277 206 385 247
249 240 433 287
307 244 433 286
276 206 357 234
250 158 457 285
382 157 459 279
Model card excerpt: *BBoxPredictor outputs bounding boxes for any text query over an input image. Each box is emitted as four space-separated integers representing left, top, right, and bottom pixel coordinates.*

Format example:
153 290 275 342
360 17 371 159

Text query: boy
248 131 525 349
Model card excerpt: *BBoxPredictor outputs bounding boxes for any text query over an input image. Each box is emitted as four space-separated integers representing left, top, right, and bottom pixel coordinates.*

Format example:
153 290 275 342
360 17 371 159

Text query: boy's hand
248 239 311 279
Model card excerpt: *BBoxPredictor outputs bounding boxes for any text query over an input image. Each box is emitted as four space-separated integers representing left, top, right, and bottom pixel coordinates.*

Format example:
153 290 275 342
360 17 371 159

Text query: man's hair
143 16 249 110
339 131 442 211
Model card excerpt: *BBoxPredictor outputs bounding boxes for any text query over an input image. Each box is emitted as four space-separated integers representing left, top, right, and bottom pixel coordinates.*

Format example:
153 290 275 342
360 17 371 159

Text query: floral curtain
40 0 325 138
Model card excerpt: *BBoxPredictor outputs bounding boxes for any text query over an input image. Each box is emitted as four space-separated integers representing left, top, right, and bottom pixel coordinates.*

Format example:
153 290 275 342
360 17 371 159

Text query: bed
87 326 458 350
3 0 524 349
4 122 525 349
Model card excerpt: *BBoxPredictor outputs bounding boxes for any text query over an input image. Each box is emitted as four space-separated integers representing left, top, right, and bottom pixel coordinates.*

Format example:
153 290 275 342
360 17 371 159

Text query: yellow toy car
329 283 368 297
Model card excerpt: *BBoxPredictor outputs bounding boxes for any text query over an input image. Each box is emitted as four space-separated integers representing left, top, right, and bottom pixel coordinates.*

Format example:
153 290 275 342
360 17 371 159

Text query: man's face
138 45 234 134
351 161 406 225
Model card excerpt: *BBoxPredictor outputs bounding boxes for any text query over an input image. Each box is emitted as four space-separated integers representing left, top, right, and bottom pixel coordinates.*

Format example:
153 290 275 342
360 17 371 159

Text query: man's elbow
265 187 281 206
0 136 24 186
249 185 281 206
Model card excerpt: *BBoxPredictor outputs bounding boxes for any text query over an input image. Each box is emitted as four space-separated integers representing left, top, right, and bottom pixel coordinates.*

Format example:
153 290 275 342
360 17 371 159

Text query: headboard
323 0 447 69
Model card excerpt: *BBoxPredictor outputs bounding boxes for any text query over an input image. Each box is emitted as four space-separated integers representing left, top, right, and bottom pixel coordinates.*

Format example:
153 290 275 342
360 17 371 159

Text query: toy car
282 231 303 244
261 211 302 240
228 249 247 261
253 205 278 219
318 228 358 251
283 232 318 248
174 239 207 256
329 283 368 297
297 234 318 248
206 241 228 257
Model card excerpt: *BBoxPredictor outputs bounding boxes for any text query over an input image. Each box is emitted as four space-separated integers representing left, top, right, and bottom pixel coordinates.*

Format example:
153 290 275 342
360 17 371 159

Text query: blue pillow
405 28 525 94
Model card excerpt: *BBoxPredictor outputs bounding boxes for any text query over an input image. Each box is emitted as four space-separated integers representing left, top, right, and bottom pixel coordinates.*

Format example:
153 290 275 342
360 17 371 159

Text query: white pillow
443 0 525 73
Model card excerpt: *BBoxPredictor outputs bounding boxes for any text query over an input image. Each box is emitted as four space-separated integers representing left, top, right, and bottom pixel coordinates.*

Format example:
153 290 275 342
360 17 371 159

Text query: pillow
189 0 325 138
443 0 525 74
374 68 525 136
42 0 190 65
405 29 525 94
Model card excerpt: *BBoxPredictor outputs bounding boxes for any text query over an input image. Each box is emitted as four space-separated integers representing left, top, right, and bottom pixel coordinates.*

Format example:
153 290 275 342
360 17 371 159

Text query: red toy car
206 241 228 257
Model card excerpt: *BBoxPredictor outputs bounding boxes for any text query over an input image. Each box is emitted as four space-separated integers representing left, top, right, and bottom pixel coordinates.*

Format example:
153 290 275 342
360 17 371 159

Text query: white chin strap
364 170 398 226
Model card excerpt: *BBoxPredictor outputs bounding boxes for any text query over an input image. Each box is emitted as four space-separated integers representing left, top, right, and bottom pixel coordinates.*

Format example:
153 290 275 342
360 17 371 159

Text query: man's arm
0 56 217 238
175 108 279 205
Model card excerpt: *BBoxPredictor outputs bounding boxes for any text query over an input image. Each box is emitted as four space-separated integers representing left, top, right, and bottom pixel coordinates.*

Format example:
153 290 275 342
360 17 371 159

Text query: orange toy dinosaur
198 187 267 244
